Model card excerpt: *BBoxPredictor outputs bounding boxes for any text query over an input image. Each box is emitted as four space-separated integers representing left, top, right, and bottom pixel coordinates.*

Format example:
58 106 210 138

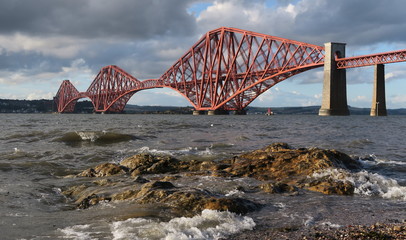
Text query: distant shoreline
1 98 406 115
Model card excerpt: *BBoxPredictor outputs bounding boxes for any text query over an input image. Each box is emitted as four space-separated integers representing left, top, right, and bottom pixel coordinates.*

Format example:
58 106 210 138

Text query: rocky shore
61 143 405 239
226 222 406 240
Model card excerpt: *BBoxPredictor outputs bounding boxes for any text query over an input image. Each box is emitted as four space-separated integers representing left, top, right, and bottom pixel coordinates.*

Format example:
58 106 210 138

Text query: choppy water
0 114 405 239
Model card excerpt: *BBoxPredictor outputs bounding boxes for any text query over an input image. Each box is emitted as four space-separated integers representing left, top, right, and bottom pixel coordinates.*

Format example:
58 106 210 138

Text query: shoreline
226 222 406 240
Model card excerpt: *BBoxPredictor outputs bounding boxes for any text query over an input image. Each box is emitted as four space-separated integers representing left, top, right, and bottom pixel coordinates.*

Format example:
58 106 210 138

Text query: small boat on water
265 108 274 115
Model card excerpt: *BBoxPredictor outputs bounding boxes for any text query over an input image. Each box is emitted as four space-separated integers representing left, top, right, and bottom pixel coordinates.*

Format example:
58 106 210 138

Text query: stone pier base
193 110 205 115
233 109 247 115
370 64 387 116
207 110 229 115
319 42 349 116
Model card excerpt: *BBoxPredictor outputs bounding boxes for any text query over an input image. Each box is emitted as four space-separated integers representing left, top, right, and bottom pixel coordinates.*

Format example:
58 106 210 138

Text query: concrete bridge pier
193 110 205 115
233 109 247 115
370 64 387 116
208 109 229 115
319 42 350 116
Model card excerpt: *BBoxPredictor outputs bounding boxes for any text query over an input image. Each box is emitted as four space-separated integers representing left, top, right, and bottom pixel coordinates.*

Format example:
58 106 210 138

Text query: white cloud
352 95 368 102
129 88 190 106
0 33 86 59
389 94 406 104
0 58 92 85
253 86 321 107
27 91 54 100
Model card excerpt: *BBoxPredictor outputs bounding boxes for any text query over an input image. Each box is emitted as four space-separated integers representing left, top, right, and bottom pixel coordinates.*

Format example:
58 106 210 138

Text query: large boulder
223 143 361 195
66 180 261 216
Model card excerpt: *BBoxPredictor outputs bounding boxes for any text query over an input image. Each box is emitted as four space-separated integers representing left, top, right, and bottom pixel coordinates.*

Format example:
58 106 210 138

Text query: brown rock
133 176 150 183
161 175 181 181
120 153 156 169
159 189 261 215
67 178 261 215
141 181 175 190
203 197 260 214
306 177 355 195
198 161 219 171
223 143 360 195
122 154 221 177
135 181 176 204
121 153 181 176
260 182 298 194
62 184 88 198
112 189 139 201
78 163 128 177
65 142 364 215
77 194 111 209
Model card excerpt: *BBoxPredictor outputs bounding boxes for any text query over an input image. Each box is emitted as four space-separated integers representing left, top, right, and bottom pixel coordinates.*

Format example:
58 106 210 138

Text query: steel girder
336 49 406 69
54 80 83 112
159 27 325 111
55 28 326 113
86 65 143 112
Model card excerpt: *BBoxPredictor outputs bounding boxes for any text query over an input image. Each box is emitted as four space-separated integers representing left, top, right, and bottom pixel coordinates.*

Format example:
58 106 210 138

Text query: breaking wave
312 168 406 201
56 131 136 145
134 146 214 157
59 210 255 240
110 209 256 240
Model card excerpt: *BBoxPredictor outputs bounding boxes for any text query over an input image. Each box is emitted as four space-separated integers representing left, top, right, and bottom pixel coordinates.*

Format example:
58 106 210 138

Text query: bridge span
54 27 406 116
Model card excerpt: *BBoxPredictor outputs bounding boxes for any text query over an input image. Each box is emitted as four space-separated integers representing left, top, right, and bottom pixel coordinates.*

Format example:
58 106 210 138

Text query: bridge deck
337 49 406 69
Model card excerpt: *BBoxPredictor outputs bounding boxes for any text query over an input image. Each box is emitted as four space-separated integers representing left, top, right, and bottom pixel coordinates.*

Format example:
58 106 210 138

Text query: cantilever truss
160 27 325 110
86 65 143 112
54 80 82 112
55 27 328 113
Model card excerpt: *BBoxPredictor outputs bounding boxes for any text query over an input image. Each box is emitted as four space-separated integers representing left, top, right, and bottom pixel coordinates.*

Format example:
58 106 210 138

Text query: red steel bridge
54 27 406 115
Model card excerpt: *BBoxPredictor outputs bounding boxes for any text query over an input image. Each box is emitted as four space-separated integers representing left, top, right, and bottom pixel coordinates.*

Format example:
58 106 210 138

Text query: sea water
0 114 405 239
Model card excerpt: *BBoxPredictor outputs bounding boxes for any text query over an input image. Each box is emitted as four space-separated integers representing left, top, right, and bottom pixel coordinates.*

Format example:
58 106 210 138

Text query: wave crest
57 131 136 145
312 168 406 201
111 209 255 240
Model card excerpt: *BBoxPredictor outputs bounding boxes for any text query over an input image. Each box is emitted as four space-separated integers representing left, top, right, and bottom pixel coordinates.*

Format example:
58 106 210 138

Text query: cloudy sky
1 0 406 108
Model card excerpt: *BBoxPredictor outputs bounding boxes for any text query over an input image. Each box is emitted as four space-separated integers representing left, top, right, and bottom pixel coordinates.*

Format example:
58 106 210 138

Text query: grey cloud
197 0 406 47
0 0 198 39
0 51 68 73
292 0 406 46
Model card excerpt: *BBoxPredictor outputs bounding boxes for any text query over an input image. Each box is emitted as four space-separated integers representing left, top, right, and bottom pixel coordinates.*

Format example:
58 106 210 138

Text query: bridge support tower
193 110 205 115
370 64 387 116
208 109 230 115
319 42 350 116
233 109 247 115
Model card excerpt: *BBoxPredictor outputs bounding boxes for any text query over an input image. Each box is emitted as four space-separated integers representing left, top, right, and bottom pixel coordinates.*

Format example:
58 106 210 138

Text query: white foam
110 209 256 240
76 131 102 142
59 224 94 239
5 212 30 217
358 155 406 166
134 146 214 157
312 168 406 201
225 189 245 197
274 202 286 209
304 215 315 227
320 221 341 228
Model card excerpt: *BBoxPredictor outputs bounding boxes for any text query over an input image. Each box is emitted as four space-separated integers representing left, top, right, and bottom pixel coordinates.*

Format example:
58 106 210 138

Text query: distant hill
0 99 93 113
1 98 406 115
0 99 55 113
